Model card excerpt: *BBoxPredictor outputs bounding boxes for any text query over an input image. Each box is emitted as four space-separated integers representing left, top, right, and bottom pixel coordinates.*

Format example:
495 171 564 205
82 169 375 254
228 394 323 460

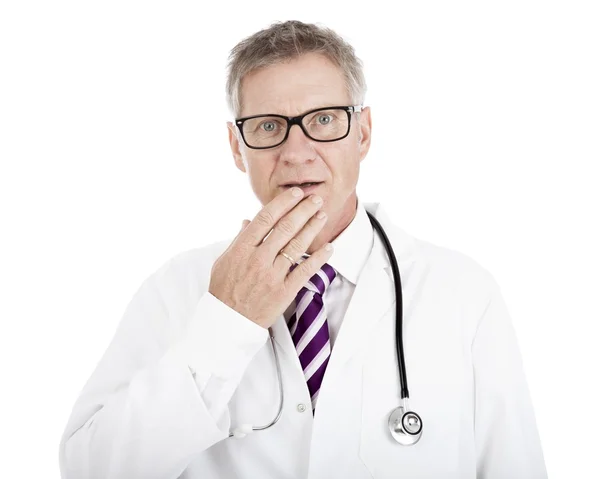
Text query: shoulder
367 202 498 294
394 225 500 303
163 239 232 276
418 236 495 284
139 238 233 305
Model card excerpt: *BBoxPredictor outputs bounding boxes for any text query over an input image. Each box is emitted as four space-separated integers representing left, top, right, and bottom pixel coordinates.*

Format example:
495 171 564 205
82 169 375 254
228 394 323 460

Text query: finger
260 194 324 260
242 187 305 247
273 209 327 271
284 242 334 292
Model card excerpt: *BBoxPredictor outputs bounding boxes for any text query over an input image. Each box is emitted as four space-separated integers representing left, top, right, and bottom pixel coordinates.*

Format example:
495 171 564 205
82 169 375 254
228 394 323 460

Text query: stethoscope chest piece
388 405 423 446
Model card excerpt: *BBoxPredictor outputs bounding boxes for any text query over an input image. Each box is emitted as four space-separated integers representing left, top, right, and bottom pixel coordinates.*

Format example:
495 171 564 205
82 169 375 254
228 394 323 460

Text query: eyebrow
242 104 345 119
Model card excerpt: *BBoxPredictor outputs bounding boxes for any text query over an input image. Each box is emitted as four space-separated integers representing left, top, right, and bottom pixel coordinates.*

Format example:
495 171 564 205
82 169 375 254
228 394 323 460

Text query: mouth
281 181 324 189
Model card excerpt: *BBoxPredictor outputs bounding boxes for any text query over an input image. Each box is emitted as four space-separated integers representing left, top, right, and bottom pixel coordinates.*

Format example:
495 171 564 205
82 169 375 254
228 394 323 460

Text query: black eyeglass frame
234 105 363 150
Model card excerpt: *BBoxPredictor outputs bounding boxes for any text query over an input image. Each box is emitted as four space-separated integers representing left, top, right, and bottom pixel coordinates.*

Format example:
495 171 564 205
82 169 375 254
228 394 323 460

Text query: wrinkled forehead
239 53 351 118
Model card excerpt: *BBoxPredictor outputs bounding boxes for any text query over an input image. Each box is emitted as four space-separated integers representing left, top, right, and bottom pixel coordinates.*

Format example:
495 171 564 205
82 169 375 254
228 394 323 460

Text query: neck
306 194 358 254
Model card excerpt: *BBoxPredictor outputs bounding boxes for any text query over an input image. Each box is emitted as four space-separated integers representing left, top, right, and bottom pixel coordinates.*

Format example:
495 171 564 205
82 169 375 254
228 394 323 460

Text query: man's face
227 52 371 225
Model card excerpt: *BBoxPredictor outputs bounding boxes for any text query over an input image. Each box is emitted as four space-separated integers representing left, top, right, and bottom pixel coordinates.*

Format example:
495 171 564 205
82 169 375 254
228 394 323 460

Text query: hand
208 187 333 329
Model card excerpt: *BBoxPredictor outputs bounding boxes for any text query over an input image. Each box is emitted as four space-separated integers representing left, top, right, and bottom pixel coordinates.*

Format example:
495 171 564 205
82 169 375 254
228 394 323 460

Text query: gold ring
279 250 297 265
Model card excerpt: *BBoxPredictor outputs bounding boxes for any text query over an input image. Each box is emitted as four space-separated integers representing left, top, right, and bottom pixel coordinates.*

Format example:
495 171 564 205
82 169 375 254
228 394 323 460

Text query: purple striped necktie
287 263 337 414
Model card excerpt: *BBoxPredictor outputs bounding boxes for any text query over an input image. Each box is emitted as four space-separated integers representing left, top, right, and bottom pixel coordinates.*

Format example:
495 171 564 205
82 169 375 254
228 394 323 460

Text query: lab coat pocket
358 318 462 479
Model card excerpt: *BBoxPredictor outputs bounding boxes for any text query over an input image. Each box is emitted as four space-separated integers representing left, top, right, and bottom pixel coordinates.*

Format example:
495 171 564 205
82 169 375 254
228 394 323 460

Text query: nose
278 124 316 164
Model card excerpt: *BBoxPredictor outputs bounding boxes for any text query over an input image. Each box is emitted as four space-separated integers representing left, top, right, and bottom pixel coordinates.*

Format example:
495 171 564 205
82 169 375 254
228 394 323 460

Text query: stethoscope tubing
366 212 410 400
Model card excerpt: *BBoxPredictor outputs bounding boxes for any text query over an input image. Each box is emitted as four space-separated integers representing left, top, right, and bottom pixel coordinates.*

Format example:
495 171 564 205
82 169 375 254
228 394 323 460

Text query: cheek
328 146 360 184
246 158 277 195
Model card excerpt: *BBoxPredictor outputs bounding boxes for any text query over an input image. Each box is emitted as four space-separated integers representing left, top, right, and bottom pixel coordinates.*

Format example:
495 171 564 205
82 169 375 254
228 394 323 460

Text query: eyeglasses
235 105 363 149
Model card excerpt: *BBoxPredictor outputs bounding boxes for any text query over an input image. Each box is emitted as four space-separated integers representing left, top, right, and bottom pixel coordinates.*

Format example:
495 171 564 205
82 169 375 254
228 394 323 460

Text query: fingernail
311 195 322 204
291 187 303 197
316 210 326 219
325 243 333 251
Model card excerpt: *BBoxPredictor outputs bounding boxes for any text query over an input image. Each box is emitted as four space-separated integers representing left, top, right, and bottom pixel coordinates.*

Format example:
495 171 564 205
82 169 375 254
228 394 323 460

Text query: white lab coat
59 202 547 479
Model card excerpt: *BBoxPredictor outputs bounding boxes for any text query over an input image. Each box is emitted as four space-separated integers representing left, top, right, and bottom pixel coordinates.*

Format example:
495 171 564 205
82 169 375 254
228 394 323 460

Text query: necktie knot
302 263 337 296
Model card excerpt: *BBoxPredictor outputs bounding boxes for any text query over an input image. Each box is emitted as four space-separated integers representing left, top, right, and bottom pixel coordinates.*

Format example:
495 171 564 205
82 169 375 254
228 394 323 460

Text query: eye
261 121 277 132
317 114 333 125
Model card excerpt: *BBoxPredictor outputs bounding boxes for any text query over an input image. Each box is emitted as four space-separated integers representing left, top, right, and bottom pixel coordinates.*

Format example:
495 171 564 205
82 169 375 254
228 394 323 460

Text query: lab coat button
297 403 307 413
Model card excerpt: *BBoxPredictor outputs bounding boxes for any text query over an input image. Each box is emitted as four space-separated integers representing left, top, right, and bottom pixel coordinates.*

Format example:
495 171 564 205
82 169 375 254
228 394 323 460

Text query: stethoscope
229 211 423 445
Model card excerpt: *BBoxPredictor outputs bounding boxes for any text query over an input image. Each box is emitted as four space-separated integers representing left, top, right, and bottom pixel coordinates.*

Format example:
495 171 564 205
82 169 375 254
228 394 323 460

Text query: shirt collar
325 197 374 285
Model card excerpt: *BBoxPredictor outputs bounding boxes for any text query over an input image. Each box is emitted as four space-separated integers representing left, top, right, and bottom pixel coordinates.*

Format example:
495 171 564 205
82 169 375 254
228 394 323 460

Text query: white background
1 0 598 477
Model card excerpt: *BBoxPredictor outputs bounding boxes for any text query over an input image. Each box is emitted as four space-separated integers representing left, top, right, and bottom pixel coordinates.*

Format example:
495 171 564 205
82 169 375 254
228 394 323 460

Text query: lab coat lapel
327 202 418 372
270 313 299 369
325 235 393 372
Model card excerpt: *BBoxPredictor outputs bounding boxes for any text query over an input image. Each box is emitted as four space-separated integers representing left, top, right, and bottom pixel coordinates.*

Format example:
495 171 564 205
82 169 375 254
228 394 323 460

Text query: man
59 20 547 478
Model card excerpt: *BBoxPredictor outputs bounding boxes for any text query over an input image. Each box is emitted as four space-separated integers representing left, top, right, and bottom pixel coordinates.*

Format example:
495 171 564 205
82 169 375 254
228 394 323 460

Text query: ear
227 121 246 173
357 106 372 163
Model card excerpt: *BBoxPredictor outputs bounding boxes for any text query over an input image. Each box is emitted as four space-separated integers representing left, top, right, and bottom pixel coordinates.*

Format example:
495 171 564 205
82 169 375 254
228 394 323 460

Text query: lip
280 182 323 194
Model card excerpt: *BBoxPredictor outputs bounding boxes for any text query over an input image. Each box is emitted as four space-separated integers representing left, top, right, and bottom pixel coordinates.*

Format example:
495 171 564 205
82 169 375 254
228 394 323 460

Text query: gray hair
225 20 367 118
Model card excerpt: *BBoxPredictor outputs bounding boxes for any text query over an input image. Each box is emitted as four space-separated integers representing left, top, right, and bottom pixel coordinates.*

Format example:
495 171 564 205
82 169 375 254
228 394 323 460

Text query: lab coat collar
271 201 419 373
325 199 373 286
361 201 418 276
